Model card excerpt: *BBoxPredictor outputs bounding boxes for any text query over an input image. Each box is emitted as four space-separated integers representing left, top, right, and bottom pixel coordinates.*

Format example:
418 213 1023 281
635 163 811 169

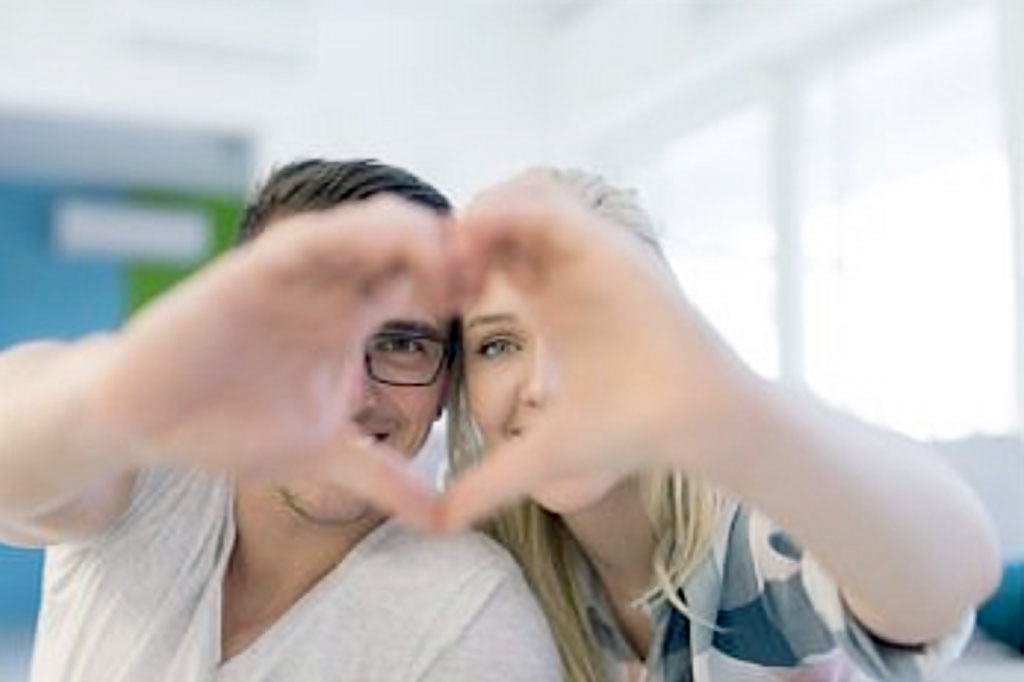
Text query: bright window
642 106 780 379
799 6 1015 439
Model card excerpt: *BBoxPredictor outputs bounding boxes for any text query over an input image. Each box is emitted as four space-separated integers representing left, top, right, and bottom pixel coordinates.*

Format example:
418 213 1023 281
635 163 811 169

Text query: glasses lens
366 331 445 385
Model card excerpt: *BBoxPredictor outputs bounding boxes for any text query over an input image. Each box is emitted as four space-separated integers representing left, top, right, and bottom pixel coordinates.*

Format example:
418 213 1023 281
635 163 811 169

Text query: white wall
997 0 1024 434
939 437 1024 557
262 2 552 201
0 0 551 201
546 0 958 171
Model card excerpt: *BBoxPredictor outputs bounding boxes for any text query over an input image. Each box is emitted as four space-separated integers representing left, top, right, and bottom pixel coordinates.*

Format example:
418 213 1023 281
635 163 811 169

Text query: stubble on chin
275 486 374 526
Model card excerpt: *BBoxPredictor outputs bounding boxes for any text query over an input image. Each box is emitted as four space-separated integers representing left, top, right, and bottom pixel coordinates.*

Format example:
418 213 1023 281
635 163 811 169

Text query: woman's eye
477 338 520 358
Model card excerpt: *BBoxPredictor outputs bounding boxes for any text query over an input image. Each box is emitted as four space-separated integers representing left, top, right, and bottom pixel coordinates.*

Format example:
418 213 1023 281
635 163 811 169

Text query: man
0 160 559 681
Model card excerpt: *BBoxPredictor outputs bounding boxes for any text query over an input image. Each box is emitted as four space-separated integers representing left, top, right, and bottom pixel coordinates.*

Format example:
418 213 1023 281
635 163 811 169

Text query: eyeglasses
365 329 450 386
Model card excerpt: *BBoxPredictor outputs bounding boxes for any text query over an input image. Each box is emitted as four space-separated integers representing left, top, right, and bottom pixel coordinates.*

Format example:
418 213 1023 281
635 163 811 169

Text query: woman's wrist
657 359 775 482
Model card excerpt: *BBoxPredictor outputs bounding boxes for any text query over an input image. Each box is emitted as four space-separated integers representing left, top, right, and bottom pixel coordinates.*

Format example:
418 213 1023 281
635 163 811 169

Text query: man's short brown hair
238 159 451 243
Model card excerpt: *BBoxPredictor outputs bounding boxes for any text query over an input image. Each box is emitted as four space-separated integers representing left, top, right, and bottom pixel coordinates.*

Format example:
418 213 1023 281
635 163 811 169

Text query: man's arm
0 338 137 547
0 199 450 546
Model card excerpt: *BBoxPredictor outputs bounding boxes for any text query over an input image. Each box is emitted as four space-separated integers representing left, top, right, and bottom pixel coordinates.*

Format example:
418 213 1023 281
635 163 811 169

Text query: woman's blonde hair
446 168 725 682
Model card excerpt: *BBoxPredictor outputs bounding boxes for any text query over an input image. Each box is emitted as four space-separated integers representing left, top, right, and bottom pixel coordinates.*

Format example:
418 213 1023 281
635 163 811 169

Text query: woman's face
461 274 621 514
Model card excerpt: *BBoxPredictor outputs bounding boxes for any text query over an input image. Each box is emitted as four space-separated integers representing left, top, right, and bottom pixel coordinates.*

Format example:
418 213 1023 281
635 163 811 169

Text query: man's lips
355 415 399 444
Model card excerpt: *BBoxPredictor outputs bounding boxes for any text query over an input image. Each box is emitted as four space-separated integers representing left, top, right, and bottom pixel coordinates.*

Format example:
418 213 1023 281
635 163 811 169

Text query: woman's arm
684 376 999 645
442 171 1000 645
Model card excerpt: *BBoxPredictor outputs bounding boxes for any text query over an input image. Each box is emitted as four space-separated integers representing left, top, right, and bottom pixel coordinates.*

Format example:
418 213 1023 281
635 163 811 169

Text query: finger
456 189 588 295
438 434 558 532
252 199 453 348
343 198 450 308
315 432 443 532
345 269 418 343
440 215 482 315
259 197 450 306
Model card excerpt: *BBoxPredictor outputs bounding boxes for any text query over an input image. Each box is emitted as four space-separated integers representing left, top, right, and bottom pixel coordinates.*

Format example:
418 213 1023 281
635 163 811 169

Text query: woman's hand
442 172 999 645
441 172 756 529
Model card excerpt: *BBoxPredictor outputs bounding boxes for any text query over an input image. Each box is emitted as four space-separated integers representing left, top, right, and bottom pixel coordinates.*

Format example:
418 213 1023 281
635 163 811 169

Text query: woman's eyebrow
465 313 516 331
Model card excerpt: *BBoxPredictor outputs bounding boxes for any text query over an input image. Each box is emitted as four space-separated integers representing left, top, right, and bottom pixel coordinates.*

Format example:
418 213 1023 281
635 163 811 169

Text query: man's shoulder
331 522 551 665
46 466 229 562
270 524 555 681
366 521 518 575
349 521 525 598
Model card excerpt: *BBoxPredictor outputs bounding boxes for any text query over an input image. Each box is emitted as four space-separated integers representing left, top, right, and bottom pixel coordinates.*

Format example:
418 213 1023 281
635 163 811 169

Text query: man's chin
276 486 378 526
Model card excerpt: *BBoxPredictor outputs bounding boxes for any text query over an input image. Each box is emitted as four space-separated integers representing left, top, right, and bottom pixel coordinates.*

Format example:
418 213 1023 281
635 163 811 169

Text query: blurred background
0 0 1022 679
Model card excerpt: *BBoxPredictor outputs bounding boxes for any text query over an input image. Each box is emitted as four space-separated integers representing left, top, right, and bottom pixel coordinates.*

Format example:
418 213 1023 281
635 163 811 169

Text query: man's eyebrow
378 319 445 340
465 313 516 331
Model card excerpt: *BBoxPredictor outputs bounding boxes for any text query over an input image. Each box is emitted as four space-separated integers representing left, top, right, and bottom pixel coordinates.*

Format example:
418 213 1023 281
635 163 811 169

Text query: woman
444 168 999 681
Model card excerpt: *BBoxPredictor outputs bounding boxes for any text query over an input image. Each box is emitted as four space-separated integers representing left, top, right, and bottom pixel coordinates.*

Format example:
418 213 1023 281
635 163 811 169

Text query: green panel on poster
124 192 244 316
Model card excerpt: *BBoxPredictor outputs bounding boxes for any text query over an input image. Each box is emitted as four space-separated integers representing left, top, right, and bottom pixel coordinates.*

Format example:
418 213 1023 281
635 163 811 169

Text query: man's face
353 304 451 460
263 213 450 525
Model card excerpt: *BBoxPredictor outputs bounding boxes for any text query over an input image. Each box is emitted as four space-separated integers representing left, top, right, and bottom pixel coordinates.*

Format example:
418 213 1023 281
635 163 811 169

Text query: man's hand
86 197 452 528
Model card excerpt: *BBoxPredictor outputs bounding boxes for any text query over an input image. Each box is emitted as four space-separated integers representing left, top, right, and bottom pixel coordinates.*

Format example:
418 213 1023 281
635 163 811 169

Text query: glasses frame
364 326 457 387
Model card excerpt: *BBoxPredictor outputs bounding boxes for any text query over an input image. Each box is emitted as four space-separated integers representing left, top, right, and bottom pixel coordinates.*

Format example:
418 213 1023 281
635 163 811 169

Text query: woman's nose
519 347 552 410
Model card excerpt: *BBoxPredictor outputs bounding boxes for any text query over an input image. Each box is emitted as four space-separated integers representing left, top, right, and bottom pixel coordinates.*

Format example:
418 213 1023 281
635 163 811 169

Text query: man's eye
376 336 425 354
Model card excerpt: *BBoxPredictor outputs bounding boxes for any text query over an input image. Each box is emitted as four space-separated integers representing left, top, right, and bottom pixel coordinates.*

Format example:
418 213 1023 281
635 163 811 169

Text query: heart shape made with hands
92 173 748 533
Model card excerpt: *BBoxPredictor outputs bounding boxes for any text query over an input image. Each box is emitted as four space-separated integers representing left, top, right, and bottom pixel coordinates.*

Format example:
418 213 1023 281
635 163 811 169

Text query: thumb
312 430 442 532
439 428 559 531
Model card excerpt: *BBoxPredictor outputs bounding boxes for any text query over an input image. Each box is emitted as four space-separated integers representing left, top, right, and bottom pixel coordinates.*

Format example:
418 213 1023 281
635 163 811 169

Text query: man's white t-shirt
30 468 560 681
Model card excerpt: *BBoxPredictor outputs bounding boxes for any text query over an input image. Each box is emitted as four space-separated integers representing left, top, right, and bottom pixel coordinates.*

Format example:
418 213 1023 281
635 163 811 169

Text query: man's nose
352 363 382 409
